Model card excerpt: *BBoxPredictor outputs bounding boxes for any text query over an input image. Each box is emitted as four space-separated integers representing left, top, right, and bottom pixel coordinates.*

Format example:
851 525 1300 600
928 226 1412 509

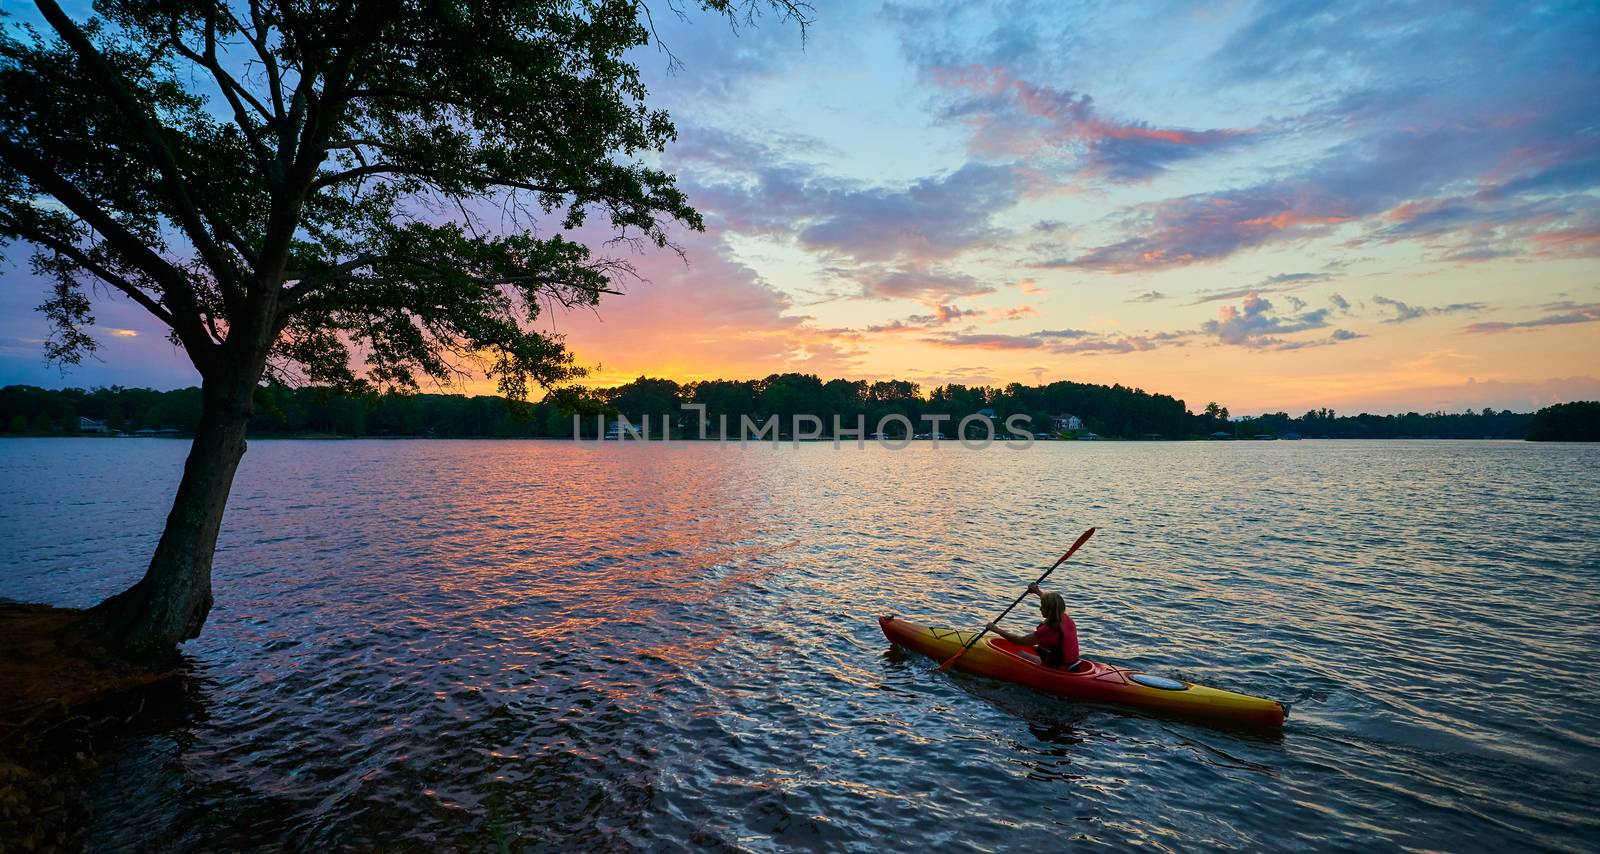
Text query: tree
606 376 683 426
0 0 804 658
1527 401 1600 442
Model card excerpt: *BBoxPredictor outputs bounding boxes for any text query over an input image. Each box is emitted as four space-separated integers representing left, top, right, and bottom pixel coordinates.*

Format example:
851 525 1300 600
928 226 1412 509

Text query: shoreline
0 434 1561 442
0 603 177 850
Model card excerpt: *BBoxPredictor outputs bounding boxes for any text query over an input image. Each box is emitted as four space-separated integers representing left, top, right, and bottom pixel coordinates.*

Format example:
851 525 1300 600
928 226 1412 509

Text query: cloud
862 302 1038 334
1441 247 1521 263
1464 303 1600 334
920 327 1177 356
793 162 1024 263
1371 295 1486 323
927 64 1253 182
1527 226 1600 259
1034 328 1094 339
1199 292 1355 350
1047 185 1363 272
834 265 994 303
924 333 1045 350
557 229 863 382
671 130 1026 302
1189 272 1333 305
630 6 810 105
676 131 1024 269
1263 272 1332 286
1038 2 1600 272
1126 290 1167 303
865 303 970 333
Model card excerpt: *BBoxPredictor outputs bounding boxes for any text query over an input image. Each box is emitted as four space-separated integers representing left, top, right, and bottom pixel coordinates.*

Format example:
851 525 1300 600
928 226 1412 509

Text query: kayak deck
880 615 1285 728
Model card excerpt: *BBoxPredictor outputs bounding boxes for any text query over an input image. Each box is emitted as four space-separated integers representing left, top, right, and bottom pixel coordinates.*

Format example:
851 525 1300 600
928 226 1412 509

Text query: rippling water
2 437 1597 850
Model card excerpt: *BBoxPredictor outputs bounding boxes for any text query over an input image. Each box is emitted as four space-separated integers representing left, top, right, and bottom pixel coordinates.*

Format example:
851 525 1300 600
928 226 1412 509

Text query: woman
987 582 1079 669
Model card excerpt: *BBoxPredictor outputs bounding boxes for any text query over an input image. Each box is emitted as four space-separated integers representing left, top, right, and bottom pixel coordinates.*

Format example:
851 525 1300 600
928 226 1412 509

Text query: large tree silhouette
0 0 802 658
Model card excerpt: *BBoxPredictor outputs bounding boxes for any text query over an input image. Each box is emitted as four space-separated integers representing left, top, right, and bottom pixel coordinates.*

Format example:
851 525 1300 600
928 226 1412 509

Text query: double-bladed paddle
937 527 1096 673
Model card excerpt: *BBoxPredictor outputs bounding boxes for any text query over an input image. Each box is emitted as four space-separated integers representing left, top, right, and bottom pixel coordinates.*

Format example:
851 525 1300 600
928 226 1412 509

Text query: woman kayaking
988 583 1080 670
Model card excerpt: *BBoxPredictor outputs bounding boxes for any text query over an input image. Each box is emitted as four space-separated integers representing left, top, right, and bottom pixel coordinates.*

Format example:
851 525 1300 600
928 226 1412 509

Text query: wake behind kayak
880 615 1286 728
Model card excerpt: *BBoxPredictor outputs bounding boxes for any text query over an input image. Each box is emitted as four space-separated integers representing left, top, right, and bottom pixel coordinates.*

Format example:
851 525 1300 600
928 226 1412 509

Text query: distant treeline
0 379 1594 441
1525 401 1600 441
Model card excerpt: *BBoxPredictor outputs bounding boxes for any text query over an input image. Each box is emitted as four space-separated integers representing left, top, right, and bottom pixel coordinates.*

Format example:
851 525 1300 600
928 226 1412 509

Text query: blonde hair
1040 591 1066 624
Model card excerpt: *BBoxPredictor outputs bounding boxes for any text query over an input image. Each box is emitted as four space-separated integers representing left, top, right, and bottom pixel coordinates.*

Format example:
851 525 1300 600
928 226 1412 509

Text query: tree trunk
89 375 256 660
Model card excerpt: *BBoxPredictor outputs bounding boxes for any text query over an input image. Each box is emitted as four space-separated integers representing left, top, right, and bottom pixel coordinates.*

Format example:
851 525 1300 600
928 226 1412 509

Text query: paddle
937 527 1096 673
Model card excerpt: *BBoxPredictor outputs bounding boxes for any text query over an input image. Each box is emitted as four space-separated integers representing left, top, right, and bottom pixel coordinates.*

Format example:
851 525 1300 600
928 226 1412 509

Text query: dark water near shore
3 438 1597 851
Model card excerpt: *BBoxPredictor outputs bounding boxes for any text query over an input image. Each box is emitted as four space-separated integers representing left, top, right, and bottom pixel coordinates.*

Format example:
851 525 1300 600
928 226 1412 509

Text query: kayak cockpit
987 637 1098 676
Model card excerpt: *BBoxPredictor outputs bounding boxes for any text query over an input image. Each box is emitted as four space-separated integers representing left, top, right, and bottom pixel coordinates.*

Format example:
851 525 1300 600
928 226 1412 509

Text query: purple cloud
1034 1 1600 271
837 265 994 302
1371 295 1486 323
1190 272 1334 305
865 304 970 333
928 64 1253 182
795 162 1022 263
1200 293 1349 350
671 131 1024 297
920 328 1173 356
1465 303 1600 333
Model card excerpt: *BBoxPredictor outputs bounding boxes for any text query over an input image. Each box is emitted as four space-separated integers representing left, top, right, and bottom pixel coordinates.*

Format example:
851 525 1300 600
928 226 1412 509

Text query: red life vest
1035 615 1079 668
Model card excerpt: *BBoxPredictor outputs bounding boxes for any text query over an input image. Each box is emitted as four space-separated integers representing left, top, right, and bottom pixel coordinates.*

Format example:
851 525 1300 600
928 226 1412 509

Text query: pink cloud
555 229 862 381
930 64 1252 181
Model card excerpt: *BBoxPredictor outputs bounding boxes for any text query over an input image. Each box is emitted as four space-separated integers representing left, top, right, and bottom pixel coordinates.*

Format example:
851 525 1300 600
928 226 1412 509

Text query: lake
2 438 1597 850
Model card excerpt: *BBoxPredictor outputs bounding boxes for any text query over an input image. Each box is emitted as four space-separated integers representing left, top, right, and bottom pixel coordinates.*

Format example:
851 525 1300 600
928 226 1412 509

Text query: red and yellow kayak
880 615 1286 728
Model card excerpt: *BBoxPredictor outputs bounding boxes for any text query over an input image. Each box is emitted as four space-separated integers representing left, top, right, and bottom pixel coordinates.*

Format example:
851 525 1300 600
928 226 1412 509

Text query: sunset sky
2 0 1597 414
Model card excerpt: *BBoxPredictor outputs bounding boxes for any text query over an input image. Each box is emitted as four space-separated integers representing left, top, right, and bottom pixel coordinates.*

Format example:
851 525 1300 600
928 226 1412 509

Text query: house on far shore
78 416 110 433
1052 414 1083 433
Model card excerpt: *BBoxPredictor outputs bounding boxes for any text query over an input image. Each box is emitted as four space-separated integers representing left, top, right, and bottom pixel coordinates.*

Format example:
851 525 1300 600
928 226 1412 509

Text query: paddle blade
1057 527 1096 566
936 646 969 672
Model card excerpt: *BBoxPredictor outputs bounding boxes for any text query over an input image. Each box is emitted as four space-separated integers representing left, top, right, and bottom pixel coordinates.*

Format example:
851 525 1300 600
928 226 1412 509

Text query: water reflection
0 438 1595 849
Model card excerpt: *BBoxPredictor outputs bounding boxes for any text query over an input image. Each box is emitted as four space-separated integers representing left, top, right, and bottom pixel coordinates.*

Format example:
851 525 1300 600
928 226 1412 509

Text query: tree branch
33 0 245 300
309 163 565 194
0 137 220 367
166 12 274 161
235 1 286 126
0 213 180 330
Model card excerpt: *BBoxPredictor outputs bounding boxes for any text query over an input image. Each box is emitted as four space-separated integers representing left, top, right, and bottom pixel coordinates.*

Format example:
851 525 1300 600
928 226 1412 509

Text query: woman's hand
986 621 1000 634
1027 582 1041 596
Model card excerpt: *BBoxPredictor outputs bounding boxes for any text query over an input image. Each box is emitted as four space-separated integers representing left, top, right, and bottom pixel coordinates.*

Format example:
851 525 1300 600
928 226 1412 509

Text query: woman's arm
987 622 1038 645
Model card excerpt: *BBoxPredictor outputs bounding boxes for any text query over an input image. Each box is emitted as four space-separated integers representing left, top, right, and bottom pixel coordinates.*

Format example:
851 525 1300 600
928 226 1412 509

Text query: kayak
879 615 1286 728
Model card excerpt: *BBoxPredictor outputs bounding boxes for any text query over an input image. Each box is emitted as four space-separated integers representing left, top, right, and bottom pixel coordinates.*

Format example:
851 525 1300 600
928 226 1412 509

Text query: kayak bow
881 615 1285 728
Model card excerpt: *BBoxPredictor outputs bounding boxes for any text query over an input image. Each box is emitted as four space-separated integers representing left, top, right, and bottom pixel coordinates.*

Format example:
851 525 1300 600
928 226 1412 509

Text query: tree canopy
1526 401 1600 441
0 0 800 397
